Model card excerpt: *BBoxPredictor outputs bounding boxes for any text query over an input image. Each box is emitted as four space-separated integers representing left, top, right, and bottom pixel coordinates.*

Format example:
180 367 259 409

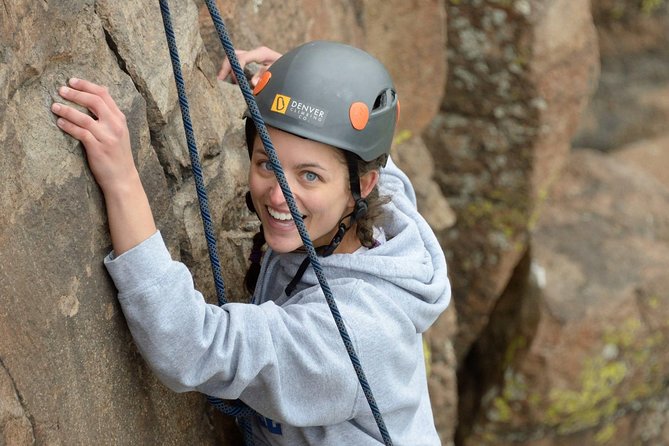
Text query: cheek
248 172 265 205
313 184 352 217
248 167 265 192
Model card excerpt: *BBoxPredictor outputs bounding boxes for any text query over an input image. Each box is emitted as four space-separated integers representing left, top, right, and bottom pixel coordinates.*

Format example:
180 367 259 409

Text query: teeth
267 207 293 221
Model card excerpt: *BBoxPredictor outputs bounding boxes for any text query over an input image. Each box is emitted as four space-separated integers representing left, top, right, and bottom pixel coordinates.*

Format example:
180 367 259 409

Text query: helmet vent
373 89 396 111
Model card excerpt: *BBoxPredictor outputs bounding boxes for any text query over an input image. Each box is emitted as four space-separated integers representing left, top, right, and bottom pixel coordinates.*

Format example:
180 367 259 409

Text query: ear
359 169 380 199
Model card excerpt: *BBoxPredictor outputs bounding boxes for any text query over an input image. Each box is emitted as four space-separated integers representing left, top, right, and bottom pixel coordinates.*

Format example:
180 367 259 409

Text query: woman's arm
106 235 362 425
51 78 156 255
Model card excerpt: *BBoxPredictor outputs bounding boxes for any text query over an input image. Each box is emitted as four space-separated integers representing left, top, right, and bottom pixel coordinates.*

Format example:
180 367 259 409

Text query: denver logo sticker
271 94 291 114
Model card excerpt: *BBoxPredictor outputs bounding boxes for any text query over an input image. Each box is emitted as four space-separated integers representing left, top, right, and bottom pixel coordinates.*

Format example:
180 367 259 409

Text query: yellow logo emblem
271 94 291 114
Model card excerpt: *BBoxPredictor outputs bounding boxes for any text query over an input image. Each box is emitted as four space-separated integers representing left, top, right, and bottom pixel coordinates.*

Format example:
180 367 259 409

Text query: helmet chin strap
284 153 368 296
320 210 356 256
284 210 354 297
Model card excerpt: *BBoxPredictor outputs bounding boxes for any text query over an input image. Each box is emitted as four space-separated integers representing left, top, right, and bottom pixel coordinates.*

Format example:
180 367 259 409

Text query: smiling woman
248 126 376 255
52 40 451 446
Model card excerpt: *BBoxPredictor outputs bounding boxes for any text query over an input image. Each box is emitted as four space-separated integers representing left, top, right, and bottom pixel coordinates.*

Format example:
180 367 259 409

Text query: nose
268 178 286 206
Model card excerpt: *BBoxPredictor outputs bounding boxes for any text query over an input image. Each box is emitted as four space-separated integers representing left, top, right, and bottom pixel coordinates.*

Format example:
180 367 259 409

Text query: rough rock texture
424 304 459 445
424 0 600 359
458 149 669 445
0 1 247 444
0 363 33 445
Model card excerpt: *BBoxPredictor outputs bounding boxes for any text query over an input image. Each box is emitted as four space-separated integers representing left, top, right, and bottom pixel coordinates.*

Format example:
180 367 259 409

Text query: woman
52 41 450 445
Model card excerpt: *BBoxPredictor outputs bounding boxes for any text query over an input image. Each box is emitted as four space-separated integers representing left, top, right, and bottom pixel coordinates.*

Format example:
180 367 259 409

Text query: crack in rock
0 356 36 442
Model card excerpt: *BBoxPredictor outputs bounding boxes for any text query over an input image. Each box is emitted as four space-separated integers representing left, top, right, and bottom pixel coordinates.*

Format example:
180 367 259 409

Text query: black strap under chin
284 256 311 297
284 221 349 297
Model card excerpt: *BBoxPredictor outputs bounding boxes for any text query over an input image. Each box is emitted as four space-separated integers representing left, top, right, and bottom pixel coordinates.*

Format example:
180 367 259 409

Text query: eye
257 160 273 172
302 171 320 183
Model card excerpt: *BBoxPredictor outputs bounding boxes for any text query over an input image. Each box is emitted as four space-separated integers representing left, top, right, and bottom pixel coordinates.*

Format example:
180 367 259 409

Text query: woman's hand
51 78 138 195
217 46 282 86
52 78 156 255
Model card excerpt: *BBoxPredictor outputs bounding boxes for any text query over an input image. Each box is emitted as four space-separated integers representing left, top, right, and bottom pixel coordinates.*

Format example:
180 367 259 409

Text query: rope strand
158 0 226 307
158 1 256 443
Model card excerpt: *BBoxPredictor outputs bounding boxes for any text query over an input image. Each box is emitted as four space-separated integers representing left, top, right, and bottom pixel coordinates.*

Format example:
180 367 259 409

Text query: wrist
101 173 157 255
100 171 144 201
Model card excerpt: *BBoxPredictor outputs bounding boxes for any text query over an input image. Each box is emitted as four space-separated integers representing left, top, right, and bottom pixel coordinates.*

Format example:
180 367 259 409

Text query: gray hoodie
105 158 451 445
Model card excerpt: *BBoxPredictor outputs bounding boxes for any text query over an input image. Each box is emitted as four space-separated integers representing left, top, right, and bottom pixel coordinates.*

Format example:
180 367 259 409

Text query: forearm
103 173 157 255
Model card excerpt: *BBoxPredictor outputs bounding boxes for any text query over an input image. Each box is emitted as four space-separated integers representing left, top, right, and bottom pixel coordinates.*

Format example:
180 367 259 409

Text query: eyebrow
295 162 327 171
253 147 327 171
252 147 267 157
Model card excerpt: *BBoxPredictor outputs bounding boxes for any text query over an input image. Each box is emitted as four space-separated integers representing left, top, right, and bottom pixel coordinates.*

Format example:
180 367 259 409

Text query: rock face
450 2 669 445
1 1 247 444
459 149 669 446
615 134 669 189
424 0 600 359
574 0 669 151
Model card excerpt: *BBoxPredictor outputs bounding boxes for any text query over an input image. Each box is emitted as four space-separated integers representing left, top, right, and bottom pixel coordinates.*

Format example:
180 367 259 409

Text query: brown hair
352 154 389 248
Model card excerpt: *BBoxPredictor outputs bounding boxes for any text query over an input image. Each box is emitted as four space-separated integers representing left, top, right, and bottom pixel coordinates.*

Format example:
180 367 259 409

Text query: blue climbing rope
158 2 256 445
161 0 393 444
157 0 226 306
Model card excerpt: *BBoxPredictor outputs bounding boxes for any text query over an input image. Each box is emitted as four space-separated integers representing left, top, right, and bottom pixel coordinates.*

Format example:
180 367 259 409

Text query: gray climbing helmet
250 40 399 162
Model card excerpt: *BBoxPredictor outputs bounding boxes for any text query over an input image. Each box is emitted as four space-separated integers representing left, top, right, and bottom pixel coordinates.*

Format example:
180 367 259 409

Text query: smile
267 206 293 221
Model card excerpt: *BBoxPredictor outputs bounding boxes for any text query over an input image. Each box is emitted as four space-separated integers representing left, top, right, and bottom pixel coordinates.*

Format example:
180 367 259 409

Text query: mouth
265 206 308 227
267 206 294 221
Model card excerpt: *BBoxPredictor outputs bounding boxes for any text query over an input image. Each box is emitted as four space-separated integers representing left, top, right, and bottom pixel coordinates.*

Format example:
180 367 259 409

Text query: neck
333 223 361 253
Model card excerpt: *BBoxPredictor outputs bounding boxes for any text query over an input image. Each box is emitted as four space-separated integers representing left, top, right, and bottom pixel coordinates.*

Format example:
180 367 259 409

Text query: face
248 127 356 254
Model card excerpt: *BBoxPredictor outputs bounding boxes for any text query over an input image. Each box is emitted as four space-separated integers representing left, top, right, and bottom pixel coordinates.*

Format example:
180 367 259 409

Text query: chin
264 234 303 254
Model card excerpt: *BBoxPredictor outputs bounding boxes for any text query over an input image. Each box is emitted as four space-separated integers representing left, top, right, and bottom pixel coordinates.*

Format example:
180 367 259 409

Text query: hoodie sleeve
104 231 360 426
379 156 417 208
